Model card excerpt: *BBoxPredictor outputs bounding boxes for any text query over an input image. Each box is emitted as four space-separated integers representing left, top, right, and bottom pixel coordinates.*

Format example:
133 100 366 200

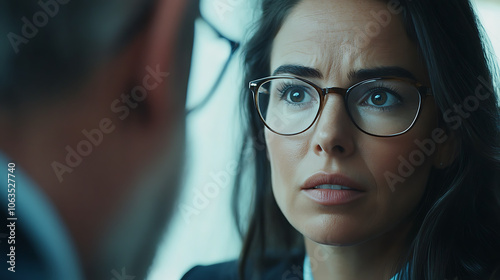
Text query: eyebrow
348 66 417 81
272 65 323 78
272 64 417 81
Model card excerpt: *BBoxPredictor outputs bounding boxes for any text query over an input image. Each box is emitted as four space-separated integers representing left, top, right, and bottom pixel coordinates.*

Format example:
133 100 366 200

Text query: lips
301 172 366 205
302 172 364 192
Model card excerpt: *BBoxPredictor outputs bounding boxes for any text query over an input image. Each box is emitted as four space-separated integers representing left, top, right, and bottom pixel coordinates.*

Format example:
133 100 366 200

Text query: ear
433 129 458 169
121 0 193 132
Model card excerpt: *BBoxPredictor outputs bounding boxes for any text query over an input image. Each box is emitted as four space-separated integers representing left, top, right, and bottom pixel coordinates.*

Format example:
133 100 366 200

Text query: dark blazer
181 252 305 280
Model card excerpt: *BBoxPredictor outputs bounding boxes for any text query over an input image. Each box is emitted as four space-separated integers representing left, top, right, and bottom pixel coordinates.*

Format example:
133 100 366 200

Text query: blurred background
148 0 500 279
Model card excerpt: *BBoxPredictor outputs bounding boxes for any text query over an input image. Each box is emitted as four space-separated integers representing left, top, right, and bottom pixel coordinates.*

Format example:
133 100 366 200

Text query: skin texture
266 0 453 279
0 0 191 278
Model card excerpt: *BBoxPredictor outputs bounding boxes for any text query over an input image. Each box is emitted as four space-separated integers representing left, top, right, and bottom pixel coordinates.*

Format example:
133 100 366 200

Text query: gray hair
0 0 155 111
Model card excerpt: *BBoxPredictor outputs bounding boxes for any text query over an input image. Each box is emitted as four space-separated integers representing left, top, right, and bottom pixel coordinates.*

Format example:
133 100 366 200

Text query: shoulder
0 157 84 280
181 260 239 280
181 252 305 280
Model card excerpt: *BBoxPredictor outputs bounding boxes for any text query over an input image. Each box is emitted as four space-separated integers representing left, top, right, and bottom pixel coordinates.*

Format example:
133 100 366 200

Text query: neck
305 221 413 280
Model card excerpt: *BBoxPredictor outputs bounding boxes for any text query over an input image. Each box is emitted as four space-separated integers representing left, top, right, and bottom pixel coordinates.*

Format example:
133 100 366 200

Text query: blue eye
284 87 310 103
277 84 315 106
362 88 401 109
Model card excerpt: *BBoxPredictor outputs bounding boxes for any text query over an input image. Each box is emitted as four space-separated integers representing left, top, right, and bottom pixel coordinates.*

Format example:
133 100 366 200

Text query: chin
298 214 375 247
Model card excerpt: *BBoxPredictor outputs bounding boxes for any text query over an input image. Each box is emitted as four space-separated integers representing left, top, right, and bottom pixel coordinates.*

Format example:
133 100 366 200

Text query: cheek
361 135 432 199
359 109 438 215
367 100 438 186
266 130 308 209
266 129 308 173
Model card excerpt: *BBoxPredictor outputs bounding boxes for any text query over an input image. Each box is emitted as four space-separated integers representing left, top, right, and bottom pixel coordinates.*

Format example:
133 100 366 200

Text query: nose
311 94 355 157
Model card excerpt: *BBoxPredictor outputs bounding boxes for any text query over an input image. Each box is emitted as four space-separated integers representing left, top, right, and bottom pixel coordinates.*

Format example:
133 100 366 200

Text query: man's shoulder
181 252 305 280
181 259 239 280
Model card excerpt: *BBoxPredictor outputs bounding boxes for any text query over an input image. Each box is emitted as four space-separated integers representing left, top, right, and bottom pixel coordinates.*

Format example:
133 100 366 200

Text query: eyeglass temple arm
419 86 433 97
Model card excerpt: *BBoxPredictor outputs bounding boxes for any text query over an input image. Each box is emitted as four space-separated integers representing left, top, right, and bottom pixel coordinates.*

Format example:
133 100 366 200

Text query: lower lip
302 189 365 205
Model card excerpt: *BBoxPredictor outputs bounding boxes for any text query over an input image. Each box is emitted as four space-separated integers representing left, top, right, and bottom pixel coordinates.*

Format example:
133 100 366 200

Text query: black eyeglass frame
249 75 433 137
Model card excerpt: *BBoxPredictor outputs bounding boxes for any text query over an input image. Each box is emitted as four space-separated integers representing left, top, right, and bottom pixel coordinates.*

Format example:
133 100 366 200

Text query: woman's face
267 0 441 245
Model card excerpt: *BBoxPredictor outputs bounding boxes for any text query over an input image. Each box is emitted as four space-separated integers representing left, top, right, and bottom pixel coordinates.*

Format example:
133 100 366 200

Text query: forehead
270 0 428 84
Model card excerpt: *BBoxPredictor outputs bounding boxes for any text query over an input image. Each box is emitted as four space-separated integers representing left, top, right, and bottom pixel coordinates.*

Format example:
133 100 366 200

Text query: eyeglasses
249 76 432 137
186 16 239 115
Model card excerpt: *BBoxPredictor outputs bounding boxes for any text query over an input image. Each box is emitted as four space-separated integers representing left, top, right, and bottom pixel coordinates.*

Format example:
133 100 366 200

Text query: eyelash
276 82 296 96
276 83 311 106
359 85 402 110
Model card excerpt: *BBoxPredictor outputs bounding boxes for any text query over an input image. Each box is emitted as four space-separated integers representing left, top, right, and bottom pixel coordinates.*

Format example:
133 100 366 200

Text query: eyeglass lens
256 77 422 136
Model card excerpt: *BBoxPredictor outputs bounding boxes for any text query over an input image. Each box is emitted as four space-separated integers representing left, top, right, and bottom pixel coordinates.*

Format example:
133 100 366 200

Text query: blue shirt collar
303 253 405 280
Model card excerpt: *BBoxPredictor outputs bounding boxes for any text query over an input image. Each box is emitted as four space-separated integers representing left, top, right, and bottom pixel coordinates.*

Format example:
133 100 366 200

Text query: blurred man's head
0 0 196 278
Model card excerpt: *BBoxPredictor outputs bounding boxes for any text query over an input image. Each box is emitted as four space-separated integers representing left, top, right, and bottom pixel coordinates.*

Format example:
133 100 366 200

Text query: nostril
315 144 346 154
334 145 345 153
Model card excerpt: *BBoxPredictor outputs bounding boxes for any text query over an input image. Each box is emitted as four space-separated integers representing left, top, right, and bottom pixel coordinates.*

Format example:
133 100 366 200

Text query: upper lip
301 172 365 191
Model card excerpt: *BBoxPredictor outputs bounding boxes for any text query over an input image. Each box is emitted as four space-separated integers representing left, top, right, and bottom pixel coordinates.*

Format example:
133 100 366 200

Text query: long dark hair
233 0 500 279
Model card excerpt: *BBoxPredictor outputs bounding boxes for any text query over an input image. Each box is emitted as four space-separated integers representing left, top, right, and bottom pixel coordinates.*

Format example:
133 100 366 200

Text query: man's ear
433 129 458 169
126 0 192 129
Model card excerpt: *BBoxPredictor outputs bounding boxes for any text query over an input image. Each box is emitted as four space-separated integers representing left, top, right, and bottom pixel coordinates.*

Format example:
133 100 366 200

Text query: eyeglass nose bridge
317 86 350 114
322 87 348 96
311 86 353 131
